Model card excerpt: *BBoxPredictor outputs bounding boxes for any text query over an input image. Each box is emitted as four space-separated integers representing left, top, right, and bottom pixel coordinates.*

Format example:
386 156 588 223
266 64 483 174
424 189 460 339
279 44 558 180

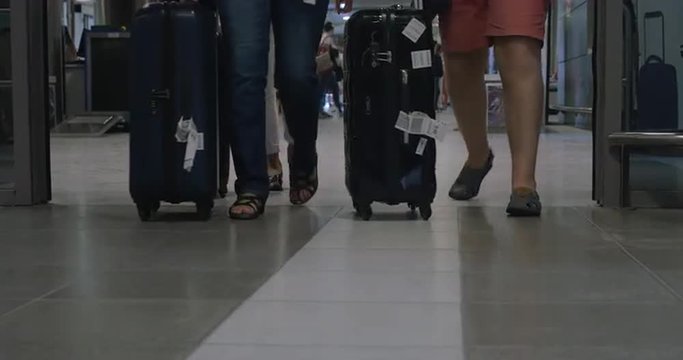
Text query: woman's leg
272 0 329 204
444 50 490 167
494 37 543 191
487 0 547 215
265 27 283 190
265 27 281 158
217 0 270 216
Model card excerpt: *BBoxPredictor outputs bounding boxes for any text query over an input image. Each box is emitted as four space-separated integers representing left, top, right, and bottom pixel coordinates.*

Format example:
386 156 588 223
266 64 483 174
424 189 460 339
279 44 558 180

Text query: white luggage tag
175 116 203 173
411 50 432 69
402 18 426 44
408 111 432 135
395 111 411 132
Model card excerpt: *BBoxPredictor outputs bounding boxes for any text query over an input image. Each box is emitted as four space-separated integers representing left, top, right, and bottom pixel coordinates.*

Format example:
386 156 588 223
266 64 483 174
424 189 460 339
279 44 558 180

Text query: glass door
594 0 683 208
0 0 51 205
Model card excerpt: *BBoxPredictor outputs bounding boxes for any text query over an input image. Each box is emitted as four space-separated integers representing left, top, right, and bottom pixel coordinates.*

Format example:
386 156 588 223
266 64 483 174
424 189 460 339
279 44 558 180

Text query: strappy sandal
229 193 265 220
269 173 283 192
289 169 318 206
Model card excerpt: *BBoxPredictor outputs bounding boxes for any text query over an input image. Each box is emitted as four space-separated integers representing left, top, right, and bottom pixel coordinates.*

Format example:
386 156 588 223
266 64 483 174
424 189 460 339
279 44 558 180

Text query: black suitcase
129 1 219 221
344 6 437 221
636 11 679 131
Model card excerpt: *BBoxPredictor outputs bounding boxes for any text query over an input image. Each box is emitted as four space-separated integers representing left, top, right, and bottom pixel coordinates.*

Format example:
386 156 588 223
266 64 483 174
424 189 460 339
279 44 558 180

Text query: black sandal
289 169 318 206
449 151 494 201
229 194 265 220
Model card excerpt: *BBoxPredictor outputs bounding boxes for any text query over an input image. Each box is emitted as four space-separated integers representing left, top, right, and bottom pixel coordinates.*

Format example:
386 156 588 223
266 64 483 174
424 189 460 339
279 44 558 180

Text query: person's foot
267 154 284 192
506 188 542 217
229 193 265 220
269 173 283 191
449 151 494 201
289 168 318 205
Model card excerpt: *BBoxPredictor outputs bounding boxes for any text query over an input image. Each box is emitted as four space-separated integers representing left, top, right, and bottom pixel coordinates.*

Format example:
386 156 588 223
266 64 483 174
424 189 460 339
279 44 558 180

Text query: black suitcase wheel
419 204 432 221
408 203 417 212
354 203 372 221
137 203 154 222
196 200 213 221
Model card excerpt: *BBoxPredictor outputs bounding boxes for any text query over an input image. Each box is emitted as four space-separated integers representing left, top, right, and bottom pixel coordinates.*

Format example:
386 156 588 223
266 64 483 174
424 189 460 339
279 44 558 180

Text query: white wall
636 0 683 127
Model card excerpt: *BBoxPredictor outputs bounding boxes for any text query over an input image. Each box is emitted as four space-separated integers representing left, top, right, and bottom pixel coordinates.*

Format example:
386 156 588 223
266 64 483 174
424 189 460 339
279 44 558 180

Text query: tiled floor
2 115 683 359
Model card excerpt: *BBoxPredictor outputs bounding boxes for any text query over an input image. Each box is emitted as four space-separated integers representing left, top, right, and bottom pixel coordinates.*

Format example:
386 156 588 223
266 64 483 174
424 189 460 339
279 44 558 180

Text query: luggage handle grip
643 11 665 60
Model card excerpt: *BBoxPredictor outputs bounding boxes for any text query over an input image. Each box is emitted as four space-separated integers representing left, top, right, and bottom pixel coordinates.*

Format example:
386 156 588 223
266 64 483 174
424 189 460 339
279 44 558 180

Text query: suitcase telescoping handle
643 11 665 60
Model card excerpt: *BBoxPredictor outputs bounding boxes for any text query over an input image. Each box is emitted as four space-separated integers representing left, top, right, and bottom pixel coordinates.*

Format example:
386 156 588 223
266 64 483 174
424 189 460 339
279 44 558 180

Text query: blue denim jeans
217 0 329 197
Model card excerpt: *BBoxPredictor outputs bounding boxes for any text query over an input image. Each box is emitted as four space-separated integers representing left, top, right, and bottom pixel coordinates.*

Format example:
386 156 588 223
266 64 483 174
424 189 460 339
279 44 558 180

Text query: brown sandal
289 168 318 206
229 194 265 220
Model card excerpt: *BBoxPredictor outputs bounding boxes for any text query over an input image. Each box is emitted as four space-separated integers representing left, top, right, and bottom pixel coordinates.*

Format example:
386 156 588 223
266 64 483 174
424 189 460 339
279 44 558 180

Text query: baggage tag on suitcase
402 18 427 43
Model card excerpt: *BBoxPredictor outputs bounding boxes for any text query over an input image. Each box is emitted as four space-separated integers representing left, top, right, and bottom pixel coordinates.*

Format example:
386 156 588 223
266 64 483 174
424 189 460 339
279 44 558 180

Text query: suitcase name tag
402 18 426 43
411 50 432 69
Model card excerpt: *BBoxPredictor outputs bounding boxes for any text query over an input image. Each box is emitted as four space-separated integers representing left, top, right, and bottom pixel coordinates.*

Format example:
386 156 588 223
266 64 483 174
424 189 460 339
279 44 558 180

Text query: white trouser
265 28 281 156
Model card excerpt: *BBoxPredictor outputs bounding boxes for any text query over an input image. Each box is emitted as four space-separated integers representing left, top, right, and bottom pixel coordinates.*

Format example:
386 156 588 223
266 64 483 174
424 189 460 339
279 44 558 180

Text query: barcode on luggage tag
416 137 428 156
411 50 432 69
402 18 426 44
409 114 425 134
409 112 432 135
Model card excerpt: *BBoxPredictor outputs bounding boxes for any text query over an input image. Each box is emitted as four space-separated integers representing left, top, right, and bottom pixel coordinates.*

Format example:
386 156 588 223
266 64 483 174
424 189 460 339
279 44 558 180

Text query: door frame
592 0 625 207
0 0 51 205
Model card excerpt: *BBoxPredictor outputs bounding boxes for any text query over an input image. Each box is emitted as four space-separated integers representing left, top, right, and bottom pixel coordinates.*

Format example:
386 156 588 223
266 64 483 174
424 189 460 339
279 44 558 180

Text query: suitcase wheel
136 201 159 222
354 201 373 221
196 200 214 221
419 204 432 221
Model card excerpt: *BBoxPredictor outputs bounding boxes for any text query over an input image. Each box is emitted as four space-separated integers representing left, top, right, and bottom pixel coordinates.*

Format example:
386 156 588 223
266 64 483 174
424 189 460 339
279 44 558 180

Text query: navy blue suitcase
344 7 437 221
636 11 679 131
129 1 219 221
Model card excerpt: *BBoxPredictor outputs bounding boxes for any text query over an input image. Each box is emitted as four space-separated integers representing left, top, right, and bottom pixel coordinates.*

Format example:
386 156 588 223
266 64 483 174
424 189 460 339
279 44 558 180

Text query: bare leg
494 36 543 191
444 49 490 167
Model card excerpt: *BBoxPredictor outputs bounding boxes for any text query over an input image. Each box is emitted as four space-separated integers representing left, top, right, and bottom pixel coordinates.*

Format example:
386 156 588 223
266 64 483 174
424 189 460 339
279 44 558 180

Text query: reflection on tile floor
0 205 339 360
2 118 683 359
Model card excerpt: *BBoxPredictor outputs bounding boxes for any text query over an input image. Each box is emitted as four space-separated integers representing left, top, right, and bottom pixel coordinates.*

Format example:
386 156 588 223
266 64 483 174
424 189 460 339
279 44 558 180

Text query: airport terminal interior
1 0 683 359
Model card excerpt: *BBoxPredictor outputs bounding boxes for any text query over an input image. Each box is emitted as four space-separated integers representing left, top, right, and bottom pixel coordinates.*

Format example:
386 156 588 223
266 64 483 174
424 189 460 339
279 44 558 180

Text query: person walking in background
318 21 343 119
265 27 284 192
440 0 548 216
432 42 444 112
217 0 334 219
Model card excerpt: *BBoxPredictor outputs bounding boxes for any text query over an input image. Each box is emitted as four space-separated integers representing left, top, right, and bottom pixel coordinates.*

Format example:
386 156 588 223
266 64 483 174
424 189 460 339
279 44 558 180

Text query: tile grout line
0 281 73 322
572 207 683 302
